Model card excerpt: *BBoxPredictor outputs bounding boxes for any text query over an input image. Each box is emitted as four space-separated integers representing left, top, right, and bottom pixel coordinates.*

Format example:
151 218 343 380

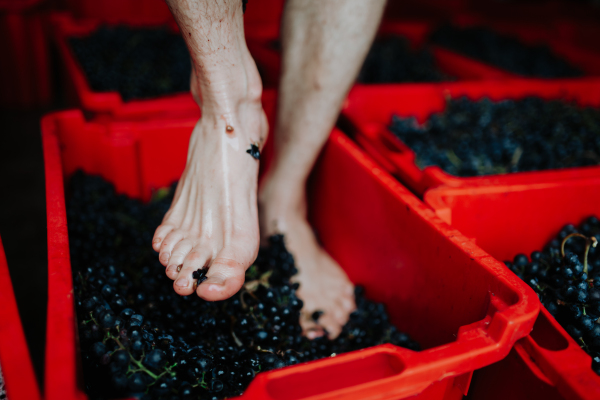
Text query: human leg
153 0 267 301
259 0 386 338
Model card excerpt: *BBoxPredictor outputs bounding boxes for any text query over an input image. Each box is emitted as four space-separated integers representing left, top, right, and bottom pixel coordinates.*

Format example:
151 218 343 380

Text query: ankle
192 44 263 111
259 173 306 216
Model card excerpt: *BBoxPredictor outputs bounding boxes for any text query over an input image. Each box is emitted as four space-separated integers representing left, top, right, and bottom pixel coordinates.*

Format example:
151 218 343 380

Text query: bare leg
259 0 386 338
153 0 267 301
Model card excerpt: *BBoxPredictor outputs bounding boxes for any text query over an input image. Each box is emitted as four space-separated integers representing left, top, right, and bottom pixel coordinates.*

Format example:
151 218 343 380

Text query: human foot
258 179 356 339
152 40 267 301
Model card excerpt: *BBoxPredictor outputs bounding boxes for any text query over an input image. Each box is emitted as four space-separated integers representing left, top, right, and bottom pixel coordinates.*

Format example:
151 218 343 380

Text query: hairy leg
153 0 267 300
260 0 386 338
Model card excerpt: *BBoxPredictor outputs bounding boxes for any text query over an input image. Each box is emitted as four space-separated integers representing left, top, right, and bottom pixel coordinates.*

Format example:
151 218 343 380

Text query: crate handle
241 347 428 400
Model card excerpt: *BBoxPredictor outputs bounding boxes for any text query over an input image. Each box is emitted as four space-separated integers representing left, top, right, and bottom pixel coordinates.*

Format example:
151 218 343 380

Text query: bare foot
259 176 356 339
152 42 268 301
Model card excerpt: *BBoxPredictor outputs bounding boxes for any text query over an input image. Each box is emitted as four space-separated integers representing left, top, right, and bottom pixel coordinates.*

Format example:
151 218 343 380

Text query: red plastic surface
424 174 600 400
341 79 600 196
43 97 539 400
0 0 43 12
470 1 600 28
0 236 42 400
384 0 470 21
63 0 173 25
467 314 568 400
554 21 600 54
0 10 52 107
243 0 283 41
51 12 279 116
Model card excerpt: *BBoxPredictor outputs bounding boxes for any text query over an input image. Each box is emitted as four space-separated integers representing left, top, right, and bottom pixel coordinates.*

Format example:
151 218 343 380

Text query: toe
173 250 210 296
319 313 343 339
344 285 354 296
152 224 174 252
159 230 185 266
340 296 356 313
166 239 193 280
300 313 325 339
166 264 180 280
332 303 350 326
196 257 246 301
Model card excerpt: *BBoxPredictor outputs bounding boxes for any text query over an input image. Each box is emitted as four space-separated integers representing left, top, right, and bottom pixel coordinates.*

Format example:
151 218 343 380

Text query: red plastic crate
0 236 42 400
242 0 283 41
469 0 563 21
384 0 470 21
0 7 52 108
470 1 600 28
43 99 539 400
424 174 600 400
553 21 600 54
341 79 600 196
51 12 279 116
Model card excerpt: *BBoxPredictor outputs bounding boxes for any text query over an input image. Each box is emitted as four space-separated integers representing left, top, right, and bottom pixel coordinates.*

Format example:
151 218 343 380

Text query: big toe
196 257 247 301
300 314 326 340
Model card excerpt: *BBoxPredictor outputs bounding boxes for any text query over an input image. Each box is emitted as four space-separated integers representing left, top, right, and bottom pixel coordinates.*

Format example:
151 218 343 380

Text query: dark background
0 108 49 386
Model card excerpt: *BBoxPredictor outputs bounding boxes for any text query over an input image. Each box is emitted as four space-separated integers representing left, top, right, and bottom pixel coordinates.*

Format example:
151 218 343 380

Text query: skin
154 0 385 338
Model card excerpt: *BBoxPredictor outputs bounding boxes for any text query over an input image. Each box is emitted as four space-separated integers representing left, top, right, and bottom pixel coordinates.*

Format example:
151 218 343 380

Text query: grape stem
561 233 598 275
112 336 159 380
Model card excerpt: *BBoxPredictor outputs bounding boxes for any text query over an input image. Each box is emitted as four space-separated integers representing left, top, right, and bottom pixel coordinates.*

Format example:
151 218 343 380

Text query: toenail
175 278 188 287
177 265 182 272
160 252 170 260
226 125 234 133
153 238 161 243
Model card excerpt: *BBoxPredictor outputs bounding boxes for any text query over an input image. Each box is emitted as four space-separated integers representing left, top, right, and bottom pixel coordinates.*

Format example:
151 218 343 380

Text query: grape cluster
389 96 600 177
68 172 419 400
505 216 600 375
358 36 451 83
69 26 191 100
430 25 583 78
